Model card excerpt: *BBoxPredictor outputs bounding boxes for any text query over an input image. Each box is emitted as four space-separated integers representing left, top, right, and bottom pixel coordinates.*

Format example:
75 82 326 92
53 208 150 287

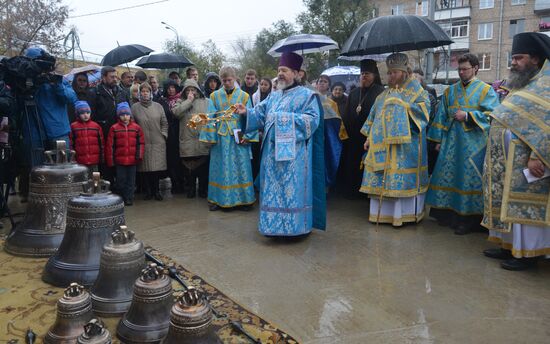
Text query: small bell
44 283 94 344
162 287 222 344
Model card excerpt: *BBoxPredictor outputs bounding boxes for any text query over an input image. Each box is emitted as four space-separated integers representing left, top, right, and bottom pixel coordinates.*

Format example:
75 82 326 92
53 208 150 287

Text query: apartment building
368 0 550 83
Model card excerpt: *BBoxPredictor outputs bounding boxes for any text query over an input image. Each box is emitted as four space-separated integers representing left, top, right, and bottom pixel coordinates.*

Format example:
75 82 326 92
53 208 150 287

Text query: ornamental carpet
0 242 298 344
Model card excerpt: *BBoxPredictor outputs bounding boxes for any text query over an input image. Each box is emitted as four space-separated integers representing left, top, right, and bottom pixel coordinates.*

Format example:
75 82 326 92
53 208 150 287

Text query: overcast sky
64 0 306 63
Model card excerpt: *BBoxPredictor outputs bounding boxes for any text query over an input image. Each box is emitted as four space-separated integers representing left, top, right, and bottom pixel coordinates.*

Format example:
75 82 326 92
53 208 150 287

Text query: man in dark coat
339 59 384 198
91 66 129 184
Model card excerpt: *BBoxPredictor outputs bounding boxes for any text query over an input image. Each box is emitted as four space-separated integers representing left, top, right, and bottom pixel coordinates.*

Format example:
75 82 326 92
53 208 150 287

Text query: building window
440 20 469 38
416 1 429 16
480 0 494 9
477 53 491 70
509 19 525 38
437 0 467 10
391 4 404 15
478 23 493 40
511 0 526 5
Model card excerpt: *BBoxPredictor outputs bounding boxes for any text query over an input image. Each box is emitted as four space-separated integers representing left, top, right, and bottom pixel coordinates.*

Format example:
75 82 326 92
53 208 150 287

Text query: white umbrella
267 34 339 57
321 66 360 76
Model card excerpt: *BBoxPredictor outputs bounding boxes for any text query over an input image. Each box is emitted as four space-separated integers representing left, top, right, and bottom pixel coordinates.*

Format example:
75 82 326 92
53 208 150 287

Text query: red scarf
167 91 182 110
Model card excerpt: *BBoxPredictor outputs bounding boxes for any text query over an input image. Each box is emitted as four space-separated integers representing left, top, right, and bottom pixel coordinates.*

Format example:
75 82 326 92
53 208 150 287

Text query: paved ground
3 193 549 343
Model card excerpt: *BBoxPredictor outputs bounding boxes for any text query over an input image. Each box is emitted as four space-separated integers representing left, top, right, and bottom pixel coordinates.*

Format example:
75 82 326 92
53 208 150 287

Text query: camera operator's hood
24 47 46 59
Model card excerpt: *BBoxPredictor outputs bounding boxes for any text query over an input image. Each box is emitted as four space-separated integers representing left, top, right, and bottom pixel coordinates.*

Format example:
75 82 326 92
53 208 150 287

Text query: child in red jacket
105 102 144 205
70 101 103 172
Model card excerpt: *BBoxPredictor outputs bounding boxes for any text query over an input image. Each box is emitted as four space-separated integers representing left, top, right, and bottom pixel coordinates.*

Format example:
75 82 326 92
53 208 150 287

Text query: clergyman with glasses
425 53 500 235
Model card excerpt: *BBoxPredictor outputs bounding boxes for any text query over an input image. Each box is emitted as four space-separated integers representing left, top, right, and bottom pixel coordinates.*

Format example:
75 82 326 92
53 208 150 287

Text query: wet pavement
3 193 550 343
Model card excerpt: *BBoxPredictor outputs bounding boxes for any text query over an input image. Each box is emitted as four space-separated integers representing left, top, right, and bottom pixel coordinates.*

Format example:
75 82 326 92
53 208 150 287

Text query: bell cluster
4 141 222 343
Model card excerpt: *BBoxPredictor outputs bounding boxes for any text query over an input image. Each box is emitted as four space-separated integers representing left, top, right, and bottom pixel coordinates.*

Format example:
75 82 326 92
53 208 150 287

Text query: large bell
163 287 222 344
5 141 89 257
44 283 94 344
91 225 145 317
43 172 125 287
116 263 173 344
77 319 112 344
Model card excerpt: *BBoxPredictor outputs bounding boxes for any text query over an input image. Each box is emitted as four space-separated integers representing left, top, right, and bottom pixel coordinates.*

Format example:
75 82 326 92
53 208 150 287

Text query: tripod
0 144 16 228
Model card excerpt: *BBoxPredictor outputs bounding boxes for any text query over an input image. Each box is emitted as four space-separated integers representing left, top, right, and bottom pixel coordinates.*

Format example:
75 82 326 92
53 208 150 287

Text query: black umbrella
101 44 153 66
341 15 453 56
135 53 193 69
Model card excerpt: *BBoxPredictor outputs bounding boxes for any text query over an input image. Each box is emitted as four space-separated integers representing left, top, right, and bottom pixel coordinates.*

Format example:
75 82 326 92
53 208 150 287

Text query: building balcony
435 37 469 51
534 0 550 14
435 6 471 21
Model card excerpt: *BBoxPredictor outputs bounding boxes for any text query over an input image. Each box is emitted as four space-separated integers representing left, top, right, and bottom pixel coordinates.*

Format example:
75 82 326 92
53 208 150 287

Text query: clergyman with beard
481 32 550 271
359 53 430 227
425 53 499 235
233 52 326 238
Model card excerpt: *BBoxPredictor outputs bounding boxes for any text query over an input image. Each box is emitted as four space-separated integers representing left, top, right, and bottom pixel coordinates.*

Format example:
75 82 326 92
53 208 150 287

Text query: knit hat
74 100 91 115
116 102 132 117
386 53 409 72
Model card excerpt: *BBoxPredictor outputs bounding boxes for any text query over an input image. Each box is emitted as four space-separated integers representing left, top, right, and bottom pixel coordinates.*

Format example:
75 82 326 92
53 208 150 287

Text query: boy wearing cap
70 100 104 172
105 102 145 206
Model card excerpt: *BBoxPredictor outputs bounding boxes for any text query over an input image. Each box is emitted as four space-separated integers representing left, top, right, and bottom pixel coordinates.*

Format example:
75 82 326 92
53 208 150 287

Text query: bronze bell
5 140 89 257
43 172 125 287
44 283 94 344
91 225 145 317
77 319 112 344
116 263 173 344
163 287 222 344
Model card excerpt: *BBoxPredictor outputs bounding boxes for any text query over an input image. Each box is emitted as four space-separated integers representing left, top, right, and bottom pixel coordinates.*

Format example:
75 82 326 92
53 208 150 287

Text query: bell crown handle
64 282 84 297
83 318 105 337
112 225 135 244
141 263 164 281
178 286 204 307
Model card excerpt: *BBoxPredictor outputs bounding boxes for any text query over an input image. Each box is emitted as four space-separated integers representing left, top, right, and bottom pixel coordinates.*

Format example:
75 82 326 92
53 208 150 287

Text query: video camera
0 49 61 95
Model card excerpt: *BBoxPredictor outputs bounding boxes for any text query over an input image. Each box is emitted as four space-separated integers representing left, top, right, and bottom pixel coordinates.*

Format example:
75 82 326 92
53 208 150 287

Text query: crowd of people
0 32 548 272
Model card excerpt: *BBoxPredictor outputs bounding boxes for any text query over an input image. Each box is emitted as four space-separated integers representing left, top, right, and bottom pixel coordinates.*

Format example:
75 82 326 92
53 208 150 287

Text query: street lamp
161 21 179 46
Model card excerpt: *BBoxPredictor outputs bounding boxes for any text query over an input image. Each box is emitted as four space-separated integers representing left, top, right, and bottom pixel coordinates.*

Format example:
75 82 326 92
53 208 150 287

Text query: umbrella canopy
63 64 102 87
321 66 360 77
268 34 338 57
337 53 390 62
101 44 153 66
136 53 193 69
341 15 453 56
321 66 360 92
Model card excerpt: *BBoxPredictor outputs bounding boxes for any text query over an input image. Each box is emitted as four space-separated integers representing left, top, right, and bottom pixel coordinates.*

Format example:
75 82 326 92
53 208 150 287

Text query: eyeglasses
458 67 473 72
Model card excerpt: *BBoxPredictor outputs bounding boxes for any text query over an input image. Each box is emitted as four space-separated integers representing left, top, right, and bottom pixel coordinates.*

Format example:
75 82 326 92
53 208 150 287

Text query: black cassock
338 84 384 197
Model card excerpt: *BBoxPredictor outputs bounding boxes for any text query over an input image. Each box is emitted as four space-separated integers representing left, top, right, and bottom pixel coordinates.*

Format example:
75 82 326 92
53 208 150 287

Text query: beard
276 78 295 91
507 64 539 89
388 74 407 88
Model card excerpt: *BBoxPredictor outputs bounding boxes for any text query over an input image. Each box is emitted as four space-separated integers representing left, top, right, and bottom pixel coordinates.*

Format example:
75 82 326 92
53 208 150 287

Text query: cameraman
16 47 77 201
24 47 77 148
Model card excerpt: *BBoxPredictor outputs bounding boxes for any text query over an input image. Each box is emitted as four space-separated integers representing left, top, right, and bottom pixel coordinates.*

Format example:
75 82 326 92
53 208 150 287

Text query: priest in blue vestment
426 53 499 235
234 52 326 237
199 66 257 211
360 53 431 227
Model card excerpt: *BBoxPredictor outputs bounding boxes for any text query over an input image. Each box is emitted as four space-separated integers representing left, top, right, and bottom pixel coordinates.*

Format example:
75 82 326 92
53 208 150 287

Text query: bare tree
0 0 69 55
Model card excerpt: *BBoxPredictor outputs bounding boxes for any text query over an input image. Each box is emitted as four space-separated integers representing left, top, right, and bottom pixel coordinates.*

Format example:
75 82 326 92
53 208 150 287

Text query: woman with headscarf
251 77 272 106
67 72 96 122
339 59 384 198
173 79 212 198
203 72 221 98
131 82 168 200
158 80 184 193
330 81 347 119
316 74 348 189
129 83 140 105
